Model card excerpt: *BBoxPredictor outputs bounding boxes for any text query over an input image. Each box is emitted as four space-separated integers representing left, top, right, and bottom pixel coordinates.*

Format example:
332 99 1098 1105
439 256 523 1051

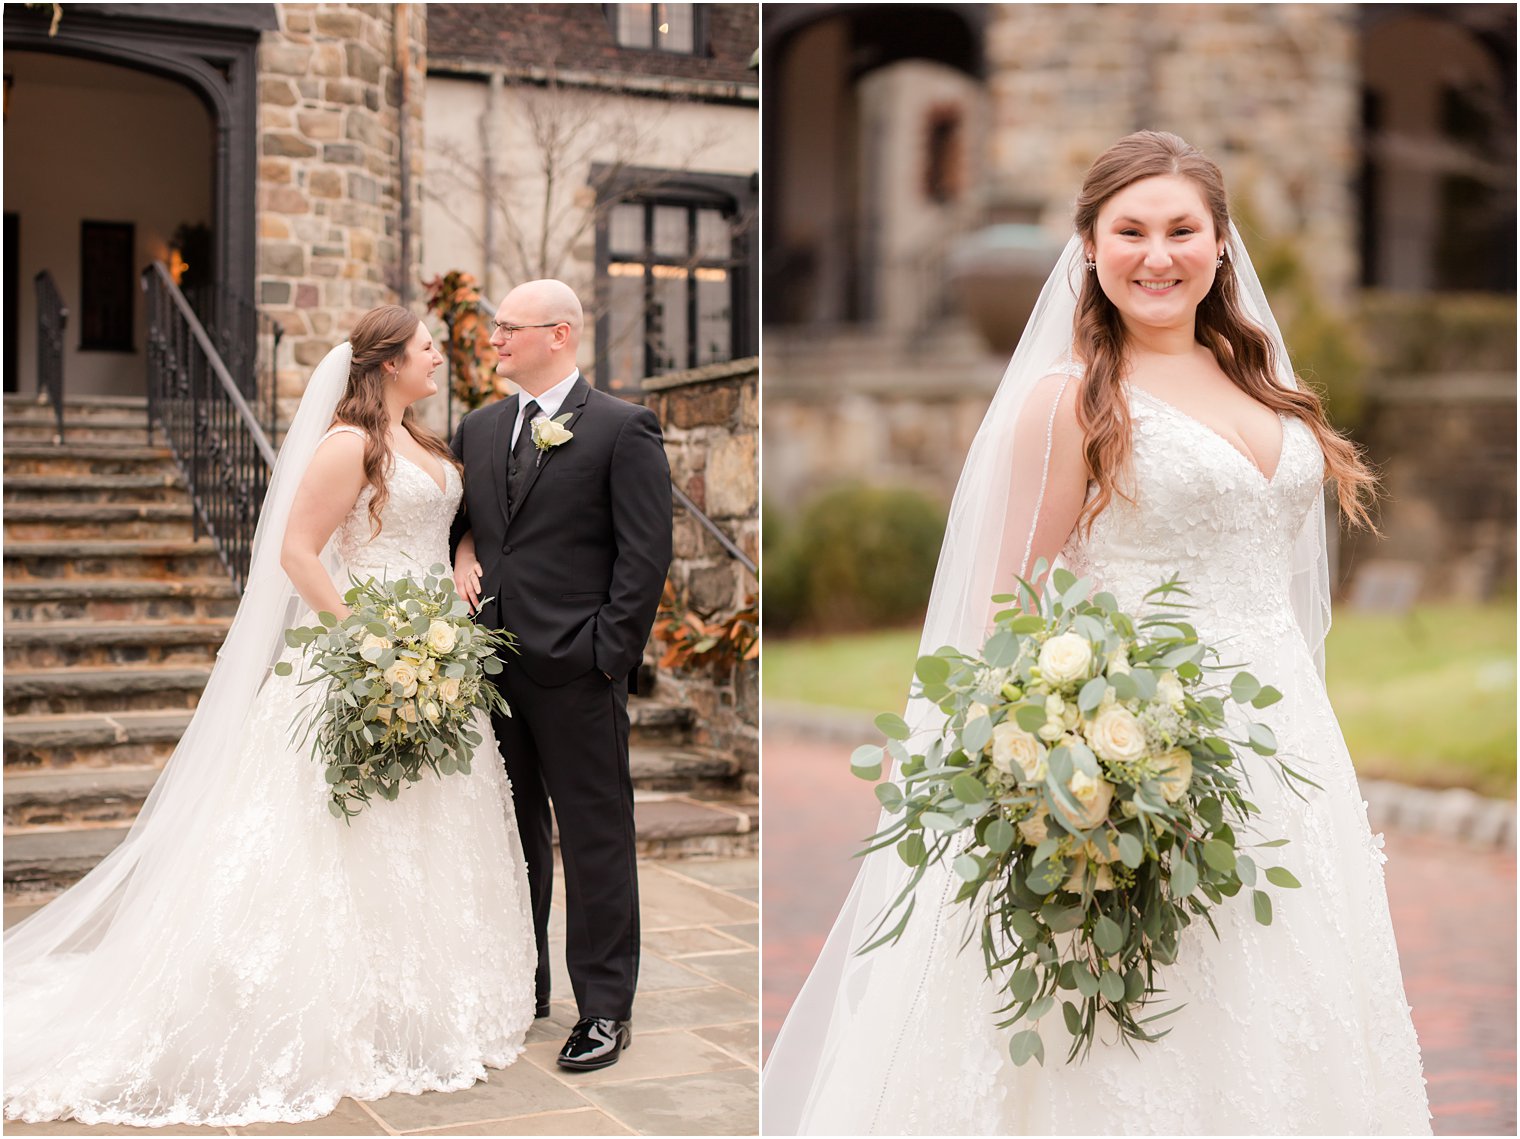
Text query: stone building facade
255 3 427 403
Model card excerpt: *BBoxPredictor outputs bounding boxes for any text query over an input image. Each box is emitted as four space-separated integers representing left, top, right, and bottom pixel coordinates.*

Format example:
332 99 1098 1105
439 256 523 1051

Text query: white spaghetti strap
319 424 366 443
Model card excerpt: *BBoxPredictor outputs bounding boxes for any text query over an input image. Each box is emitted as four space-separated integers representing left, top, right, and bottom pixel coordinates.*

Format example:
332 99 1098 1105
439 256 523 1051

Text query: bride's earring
1085 259 1096 273
1215 253 1225 269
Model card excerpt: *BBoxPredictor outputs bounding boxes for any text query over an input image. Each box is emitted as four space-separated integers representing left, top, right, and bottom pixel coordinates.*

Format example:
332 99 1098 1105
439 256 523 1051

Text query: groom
449 278 672 1071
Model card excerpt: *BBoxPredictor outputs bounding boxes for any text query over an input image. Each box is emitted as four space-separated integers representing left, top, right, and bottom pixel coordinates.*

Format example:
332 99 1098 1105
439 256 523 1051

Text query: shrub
774 483 946 633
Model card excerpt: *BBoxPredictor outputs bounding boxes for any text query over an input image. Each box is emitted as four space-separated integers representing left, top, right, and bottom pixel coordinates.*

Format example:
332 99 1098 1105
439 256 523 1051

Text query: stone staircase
4 394 756 902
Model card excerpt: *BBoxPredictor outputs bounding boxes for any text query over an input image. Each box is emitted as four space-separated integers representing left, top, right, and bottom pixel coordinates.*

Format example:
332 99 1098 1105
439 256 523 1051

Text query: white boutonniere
531 413 573 465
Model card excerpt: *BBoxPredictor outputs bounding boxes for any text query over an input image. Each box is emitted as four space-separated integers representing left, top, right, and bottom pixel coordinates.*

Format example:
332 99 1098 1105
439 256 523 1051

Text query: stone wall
984 3 1359 306
256 2 427 408
642 358 759 777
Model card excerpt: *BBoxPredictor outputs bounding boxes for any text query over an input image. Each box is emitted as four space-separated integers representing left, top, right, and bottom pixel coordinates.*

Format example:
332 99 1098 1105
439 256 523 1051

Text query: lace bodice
1061 385 1323 651
323 427 462 579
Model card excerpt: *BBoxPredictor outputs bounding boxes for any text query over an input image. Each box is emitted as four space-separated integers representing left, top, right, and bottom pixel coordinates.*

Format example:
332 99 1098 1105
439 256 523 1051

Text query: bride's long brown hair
334 305 460 537
1071 131 1377 537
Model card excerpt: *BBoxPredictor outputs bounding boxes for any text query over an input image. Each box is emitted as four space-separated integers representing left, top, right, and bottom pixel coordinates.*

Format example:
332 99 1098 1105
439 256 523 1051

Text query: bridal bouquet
851 562 1317 1066
275 565 516 820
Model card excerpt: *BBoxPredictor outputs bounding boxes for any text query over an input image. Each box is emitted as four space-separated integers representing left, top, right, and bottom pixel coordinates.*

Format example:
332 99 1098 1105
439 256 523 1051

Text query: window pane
696 268 730 366
609 203 645 257
696 208 731 262
653 205 689 259
655 3 695 53
652 270 689 373
616 4 653 49
607 271 645 386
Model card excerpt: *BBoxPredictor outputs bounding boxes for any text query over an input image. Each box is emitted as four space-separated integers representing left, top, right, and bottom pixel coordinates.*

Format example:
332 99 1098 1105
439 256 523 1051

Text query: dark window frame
602 3 708 58
591 164 756 394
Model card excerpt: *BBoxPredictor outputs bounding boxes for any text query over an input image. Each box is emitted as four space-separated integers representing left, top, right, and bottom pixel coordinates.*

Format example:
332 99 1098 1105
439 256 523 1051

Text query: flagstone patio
4 856 758 1137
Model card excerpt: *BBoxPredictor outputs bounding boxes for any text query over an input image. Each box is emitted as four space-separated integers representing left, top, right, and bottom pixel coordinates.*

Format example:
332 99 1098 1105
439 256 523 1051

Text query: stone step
2 704 733 787
2 620 230 670
2 472 187 504
4 666 213 716
4 393 148 418
5 418 153 445
3 791 760 900
4 767 160 829
4 710 195 771
3 578 239 623
3 501 197 541
4 538 226 582
628 699 697 747
2 443 177 478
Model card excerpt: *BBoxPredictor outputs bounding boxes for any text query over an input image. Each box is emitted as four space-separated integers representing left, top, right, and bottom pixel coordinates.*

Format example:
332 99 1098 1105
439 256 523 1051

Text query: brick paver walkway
762 729 1516 1137
5 856 757 1136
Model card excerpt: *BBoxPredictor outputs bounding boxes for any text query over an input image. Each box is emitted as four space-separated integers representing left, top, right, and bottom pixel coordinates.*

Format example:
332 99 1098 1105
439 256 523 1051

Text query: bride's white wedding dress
5 427 535 1128
778 367 1431 1135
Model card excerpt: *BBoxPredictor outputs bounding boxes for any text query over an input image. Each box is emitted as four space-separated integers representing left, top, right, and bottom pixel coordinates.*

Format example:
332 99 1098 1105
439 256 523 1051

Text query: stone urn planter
947 224 1071 357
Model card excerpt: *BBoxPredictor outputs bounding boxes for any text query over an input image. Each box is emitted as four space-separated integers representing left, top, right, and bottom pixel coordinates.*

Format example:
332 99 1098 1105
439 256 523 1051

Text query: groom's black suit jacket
449 376 673 689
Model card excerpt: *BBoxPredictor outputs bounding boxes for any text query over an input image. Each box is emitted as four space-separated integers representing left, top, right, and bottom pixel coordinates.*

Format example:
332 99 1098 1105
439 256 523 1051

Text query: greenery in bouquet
275 564 517 820
850 561 1318 1066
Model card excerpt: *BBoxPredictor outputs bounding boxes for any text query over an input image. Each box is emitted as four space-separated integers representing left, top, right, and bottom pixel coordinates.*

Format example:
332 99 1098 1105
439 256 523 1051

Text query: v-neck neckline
1128 385 1287 485
395 450 449 495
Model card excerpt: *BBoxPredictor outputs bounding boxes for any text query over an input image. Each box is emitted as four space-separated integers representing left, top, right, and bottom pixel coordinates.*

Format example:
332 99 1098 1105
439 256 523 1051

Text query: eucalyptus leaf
985 818 1016 853
1265 866 1302 889
915 655 951 685
1098 970 1125 1003
1252 889 1273 926
1116 832 1144 869
1170 858 1199 897
1202 840 1236 872
1093 914 1124 954
1062 1000 1083 1036
1073 965 1100 998
1008 968 1039 1002
953 853 982 882
1252 685 1284 709
962 715 993 755
898 833 927 867
850 744 884 781
1009 1028 1045 1067
875 712 911 740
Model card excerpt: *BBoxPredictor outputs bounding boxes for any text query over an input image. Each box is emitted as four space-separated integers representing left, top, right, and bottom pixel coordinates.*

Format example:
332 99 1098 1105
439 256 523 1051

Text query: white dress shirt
510 369 580 450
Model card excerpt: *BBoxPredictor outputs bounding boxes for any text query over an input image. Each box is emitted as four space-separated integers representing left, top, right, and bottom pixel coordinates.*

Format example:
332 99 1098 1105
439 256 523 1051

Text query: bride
763 132 1431 1135
5 306 536 1127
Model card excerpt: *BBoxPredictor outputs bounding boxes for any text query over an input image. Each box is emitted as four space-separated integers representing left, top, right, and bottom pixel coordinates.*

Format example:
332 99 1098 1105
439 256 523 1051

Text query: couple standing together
4 280 674 1127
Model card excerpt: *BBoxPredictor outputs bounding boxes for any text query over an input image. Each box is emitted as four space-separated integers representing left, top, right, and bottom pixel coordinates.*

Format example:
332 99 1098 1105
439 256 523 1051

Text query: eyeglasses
490 320 566 339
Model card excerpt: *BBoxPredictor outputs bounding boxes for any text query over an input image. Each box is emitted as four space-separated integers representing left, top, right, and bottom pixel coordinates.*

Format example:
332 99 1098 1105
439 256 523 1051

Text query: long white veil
4 342 354 967
760 225 1331 1133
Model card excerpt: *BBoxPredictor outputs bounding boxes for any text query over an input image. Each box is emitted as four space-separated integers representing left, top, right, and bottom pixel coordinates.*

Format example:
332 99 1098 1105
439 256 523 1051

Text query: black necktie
512 400 543 469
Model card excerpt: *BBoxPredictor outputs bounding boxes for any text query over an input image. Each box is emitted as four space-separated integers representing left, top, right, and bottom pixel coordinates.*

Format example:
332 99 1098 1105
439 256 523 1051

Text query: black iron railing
34 270 67 444
674 486 756 575
184 281 284 442
143 263 278 591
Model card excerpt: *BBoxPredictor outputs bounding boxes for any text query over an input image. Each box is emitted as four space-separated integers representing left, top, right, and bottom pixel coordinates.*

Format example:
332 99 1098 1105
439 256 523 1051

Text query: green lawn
763 602 1516 798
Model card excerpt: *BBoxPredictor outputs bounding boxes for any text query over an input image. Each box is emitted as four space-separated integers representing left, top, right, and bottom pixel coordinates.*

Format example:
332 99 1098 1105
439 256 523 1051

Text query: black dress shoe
556 1016 631 1071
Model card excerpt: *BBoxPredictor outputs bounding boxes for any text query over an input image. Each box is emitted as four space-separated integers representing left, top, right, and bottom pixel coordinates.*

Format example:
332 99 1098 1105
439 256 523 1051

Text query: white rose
1055 768 1115 830
1155 747 1194 803
1063 853 1116 892
1039 633 1093 686
438 676 462 705
1106 645 1132 675
398 702 419 723
1062 703 1081 731
1083 837 1118 864
383 659 420 698
360 633 391 658
1037 718 1065 743
423 701 441 723
534 418 574 448
1088 705 1147 765
1156 671 1185 709
1018 813 1049 845
991 722 1047 781
426 619 457 654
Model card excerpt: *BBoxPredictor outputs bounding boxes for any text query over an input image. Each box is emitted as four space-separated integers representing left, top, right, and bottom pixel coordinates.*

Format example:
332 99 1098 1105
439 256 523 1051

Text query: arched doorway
762 4 987 331
2 3 273 396
1358 4 1516 292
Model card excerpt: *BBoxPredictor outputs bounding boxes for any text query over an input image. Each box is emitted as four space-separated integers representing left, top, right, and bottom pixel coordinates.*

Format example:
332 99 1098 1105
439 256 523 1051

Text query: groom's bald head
492 278 584 396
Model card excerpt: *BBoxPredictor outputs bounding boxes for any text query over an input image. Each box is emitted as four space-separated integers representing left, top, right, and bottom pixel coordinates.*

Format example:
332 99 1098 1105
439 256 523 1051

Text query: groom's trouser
490 663 639 1022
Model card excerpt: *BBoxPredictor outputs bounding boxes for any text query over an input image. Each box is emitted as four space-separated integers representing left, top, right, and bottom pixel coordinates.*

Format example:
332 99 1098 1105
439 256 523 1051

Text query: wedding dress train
5 432 536 1128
